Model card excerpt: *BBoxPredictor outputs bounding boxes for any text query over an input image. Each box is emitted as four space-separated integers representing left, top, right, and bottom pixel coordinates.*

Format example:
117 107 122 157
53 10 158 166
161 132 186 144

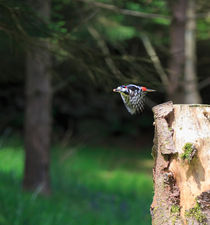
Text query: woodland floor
0 137 153 225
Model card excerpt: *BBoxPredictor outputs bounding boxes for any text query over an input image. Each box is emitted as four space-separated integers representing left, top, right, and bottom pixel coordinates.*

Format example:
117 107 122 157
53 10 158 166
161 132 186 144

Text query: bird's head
113 85 129 95
113 85 156 96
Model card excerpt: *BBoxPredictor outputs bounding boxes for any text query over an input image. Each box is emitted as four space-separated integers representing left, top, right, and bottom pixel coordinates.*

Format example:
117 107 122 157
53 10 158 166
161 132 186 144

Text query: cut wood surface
151 101 210 225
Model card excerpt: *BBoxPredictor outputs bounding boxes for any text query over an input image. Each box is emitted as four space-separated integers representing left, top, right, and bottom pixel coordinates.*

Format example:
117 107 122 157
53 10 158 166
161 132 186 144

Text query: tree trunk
184 0 201 104
23 0 51 195
151 101 210 225
168 0 187 103
168 0 201 104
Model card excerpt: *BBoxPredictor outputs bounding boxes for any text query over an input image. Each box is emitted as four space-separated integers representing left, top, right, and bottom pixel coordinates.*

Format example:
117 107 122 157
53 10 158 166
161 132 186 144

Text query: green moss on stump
180 143 196 163
171 205 180 214
185 202 207 224
170 205 180 225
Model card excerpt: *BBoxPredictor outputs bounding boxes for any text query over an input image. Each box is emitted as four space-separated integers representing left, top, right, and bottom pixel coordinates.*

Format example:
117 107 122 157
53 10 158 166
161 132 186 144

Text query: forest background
0 0 210 225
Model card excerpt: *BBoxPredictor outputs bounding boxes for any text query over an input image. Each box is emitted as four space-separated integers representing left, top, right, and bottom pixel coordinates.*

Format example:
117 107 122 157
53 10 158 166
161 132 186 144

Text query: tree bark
151 101 210 225
168 0 187 103
23 0 51 195
168 0 201 104
184 0 201 104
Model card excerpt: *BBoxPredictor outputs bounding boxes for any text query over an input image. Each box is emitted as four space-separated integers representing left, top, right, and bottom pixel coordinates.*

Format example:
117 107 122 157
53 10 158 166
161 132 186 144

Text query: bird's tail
145 89 156 92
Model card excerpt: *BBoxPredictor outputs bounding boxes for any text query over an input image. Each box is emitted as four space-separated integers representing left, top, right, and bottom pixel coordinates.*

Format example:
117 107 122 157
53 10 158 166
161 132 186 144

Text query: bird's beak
113 88 121 92
145 89 156 92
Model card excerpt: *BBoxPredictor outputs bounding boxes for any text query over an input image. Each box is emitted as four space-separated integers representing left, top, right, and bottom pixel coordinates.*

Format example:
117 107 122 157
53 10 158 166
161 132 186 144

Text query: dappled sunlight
96 169 153 196
0 144 153 198
0 142 153 225
0 147 24 177
52 145 154 198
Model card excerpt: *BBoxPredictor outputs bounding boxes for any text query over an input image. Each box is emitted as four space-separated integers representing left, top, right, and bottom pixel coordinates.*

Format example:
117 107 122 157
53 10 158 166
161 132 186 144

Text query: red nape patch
141 87 147 91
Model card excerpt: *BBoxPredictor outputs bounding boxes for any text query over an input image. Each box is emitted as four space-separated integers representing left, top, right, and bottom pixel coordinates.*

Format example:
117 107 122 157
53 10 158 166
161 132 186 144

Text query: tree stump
151 101 210 225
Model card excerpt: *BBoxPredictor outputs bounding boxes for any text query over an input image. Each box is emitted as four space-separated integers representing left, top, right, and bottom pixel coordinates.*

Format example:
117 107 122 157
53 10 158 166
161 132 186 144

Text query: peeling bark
197 191 210 222
151 102 210 225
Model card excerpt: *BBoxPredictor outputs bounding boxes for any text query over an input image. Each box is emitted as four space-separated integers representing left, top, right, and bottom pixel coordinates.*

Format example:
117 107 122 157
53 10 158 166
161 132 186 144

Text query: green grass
0 139 153 225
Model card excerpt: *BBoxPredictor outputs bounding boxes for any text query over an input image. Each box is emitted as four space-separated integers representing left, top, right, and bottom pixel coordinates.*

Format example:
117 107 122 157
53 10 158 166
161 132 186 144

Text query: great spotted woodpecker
113 84 156 114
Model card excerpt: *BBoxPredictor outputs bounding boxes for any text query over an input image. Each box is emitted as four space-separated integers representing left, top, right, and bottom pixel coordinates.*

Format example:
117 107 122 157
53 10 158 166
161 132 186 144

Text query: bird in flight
113 84 156 115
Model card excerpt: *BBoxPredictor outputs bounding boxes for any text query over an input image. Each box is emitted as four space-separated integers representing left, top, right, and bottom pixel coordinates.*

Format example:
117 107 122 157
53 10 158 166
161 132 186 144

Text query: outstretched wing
120 91 146 115
130 91 146 113
120 94 135 114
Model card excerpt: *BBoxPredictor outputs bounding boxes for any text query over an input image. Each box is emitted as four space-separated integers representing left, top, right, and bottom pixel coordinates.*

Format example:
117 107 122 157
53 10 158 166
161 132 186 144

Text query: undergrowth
0 138 153 225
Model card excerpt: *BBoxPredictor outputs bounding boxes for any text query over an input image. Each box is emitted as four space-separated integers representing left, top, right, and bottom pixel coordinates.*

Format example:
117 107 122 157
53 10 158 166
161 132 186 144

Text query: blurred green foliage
1 0 210 142
0 138 153 225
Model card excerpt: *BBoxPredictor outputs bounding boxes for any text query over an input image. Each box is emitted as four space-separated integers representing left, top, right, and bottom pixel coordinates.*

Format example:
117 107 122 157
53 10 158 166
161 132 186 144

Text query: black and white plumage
113 84 156 114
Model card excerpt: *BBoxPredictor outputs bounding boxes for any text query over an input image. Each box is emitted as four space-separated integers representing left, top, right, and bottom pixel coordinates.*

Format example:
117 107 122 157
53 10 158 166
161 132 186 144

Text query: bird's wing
129 90 146 114
120 94 136 114
132 93 145 113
